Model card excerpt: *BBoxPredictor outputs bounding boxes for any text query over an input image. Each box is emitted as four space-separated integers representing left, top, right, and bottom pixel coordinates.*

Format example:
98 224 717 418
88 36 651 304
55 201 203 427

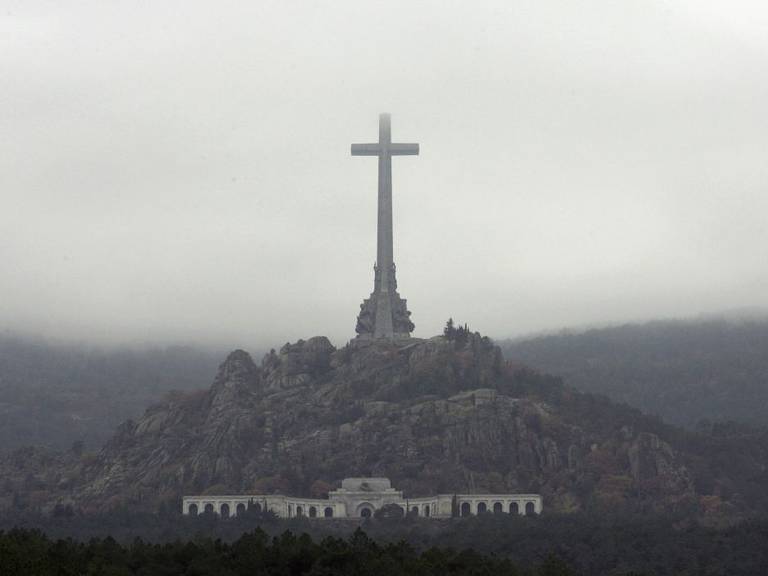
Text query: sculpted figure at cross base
356 289 414 337
351 114 417 340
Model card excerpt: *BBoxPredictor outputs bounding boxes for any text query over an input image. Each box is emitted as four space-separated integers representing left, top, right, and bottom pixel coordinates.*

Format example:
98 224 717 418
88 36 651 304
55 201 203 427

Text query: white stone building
182 477 542 519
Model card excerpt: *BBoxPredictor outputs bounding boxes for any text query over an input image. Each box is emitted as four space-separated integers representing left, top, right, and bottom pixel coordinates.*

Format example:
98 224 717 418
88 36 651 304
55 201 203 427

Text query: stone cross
351 114 418 339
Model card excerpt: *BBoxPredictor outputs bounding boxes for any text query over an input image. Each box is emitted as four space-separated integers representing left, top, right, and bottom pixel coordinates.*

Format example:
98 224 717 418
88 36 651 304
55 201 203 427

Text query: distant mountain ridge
500 318 768 428
0 335 223 451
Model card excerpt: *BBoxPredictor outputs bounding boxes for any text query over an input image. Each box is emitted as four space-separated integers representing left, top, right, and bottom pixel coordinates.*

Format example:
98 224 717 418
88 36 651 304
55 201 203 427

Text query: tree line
2 510 768 575
0 527 580 576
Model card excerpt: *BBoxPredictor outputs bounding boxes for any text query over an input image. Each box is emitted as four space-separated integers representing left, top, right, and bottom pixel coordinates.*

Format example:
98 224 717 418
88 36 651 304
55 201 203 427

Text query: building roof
339 477 392 492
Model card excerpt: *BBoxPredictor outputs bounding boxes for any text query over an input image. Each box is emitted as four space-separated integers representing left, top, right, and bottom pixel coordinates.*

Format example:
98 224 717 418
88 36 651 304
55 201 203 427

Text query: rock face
9 331 766 520
49 332 708 516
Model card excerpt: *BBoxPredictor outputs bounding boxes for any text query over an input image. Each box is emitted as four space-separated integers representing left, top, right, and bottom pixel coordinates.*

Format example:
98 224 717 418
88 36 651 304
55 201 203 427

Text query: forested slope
501 319 768 428
0 335 222 451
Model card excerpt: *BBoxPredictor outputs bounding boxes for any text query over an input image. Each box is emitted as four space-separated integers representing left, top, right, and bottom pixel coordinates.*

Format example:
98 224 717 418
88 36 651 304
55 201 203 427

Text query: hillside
3 331 767 523
501 319 768 429
0 335 222 451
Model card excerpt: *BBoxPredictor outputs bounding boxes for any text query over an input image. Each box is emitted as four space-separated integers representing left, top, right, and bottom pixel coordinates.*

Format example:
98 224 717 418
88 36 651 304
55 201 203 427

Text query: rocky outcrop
262 337 335 391
4 331 755 520
49 333 703 516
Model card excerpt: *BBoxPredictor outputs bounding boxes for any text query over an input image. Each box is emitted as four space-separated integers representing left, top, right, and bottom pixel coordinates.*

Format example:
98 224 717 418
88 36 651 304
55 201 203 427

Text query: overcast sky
2 0 767 349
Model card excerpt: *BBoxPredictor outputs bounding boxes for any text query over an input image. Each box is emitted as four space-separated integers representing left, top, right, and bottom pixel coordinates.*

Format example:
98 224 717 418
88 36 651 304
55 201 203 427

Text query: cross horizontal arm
389 143 419 156
351 143 381 156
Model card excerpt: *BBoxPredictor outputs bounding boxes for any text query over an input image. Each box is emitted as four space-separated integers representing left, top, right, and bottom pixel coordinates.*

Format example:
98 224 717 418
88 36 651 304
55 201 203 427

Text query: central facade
352 114 417 340
182 477 543 519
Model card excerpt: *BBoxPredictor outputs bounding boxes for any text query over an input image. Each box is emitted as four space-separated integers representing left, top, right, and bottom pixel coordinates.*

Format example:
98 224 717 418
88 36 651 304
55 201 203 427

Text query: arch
236 503 246 516
410 506 419 516
220 503 230 518
477 502 487 514
493 502 503 514
324 507 334 518
424 505 430 517
525 501 536 516
309 506 317 518
460 502 471 517
188 503 199 516
509 502 520 515
357 502 374 518
204 503 215 515
296 505 304 517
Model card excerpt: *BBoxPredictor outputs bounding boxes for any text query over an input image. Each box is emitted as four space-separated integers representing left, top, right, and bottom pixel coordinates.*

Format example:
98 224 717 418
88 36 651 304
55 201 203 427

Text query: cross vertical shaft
351 113 418 340
377 114 393 295
375 116 394 337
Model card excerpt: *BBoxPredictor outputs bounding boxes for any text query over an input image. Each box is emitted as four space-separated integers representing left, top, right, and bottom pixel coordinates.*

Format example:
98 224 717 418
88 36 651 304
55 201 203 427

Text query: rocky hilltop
3 331 766 521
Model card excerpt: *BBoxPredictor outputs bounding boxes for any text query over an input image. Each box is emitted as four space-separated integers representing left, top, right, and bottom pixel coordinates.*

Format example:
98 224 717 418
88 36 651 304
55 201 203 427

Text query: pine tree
444 318 456 339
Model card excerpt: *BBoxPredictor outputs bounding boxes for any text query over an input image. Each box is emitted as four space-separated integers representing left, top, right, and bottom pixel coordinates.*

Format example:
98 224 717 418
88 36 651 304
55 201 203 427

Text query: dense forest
502 318 768 428
0 334 222 452
0 527 565 576
2 512 768 575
